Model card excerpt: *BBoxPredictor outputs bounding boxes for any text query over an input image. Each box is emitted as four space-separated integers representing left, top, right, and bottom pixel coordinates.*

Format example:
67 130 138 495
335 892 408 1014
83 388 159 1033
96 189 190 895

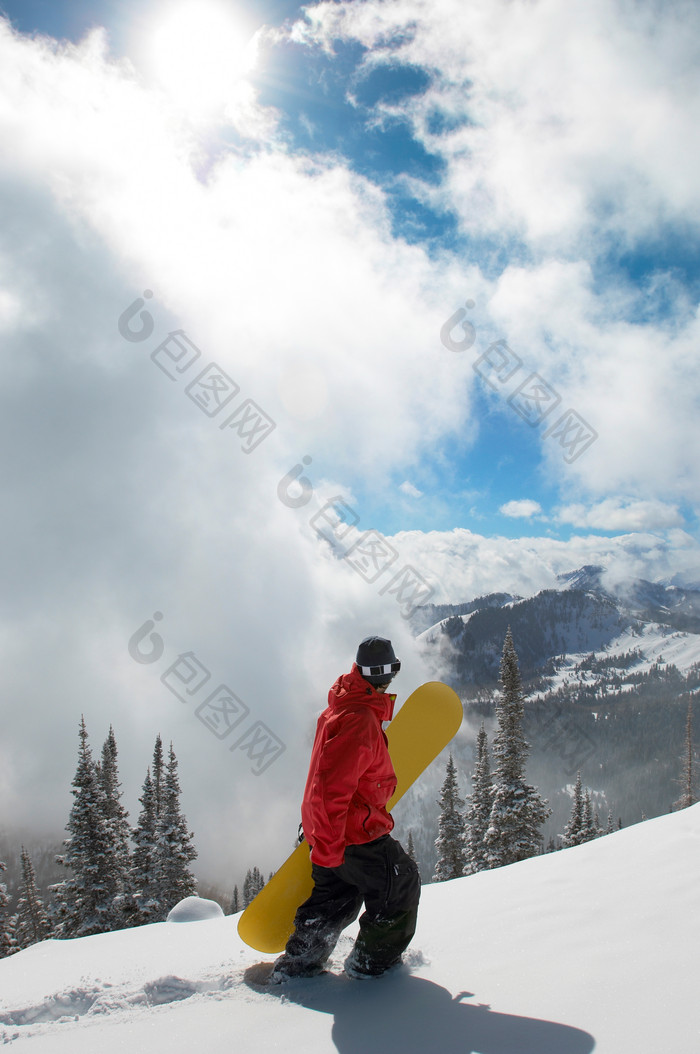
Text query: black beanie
356 636 401 686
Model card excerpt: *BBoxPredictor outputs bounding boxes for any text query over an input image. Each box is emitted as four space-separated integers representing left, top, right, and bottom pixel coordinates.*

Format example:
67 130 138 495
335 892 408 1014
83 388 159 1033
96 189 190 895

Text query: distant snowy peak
410 592 520 636
615 578 700 624
416 565 700 689
562 568 700 629
556 565 607 593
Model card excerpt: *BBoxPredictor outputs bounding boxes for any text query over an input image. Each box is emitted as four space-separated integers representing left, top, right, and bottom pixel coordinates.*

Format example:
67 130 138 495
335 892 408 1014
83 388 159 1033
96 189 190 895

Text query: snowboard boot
343 947 403 980
268 953 327 984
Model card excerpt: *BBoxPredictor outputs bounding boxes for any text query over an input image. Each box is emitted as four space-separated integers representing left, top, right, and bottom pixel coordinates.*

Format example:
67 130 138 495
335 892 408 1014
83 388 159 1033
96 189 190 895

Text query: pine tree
251 867 265 899
0 860 19 958
132 738 198 923
14 847 51 949
154 743 198 915
51 717 123 937
242 867 265 907
465 722 494 874
674 701 697 810
98 727 134 928
563 772 585 848
131 767 161 923
581 791 599 842
242 869 253 908
484 629 551 868
433 753 468 881
406 830 416 863
230 885 240 914
152 734 165 817
564 775 603 847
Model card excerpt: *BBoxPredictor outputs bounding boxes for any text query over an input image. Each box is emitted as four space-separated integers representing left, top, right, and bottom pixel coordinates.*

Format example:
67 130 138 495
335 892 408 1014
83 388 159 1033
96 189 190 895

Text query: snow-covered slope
529 621 700 702
2 804 699 1053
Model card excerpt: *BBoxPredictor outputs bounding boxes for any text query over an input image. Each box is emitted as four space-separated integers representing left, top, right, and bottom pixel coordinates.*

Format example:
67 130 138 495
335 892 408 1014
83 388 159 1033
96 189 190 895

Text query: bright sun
147 0 257 117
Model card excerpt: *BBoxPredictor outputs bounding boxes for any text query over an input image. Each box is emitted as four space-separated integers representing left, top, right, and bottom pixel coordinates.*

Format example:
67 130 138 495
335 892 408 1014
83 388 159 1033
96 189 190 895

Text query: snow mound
166 897 224 923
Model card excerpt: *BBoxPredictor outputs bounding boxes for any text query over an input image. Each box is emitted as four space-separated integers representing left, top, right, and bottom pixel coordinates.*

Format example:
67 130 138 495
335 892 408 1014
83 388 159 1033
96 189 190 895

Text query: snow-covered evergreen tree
674 701 697 811
0 860 19 958
484 628 551 868
242 869 253 907
131 767 161 923
253 867 265 898
14 847 51 949
151 734 165 817
465 722 494 874
406 830 416 863
131 736 198 923
564 776 600 846
581 791 599 842
98 727 135 927
51 717 125 937
230 885 240 914
433 753 468 881
563 772 585 848
153 742 197 914
242 867 265 907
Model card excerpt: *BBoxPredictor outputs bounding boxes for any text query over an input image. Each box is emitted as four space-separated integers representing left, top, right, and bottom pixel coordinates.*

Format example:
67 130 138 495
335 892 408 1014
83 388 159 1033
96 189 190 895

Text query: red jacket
301 664 397 868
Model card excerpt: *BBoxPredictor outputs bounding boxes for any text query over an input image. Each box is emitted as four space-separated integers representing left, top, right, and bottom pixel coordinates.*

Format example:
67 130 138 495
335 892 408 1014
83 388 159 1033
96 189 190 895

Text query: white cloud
500 499 543 519
388 525 700 606
555 498 684 532
399 480 423 498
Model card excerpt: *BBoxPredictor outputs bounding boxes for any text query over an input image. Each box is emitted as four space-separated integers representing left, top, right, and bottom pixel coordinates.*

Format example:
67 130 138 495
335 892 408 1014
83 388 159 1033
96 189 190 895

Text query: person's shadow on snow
247 967 595 1054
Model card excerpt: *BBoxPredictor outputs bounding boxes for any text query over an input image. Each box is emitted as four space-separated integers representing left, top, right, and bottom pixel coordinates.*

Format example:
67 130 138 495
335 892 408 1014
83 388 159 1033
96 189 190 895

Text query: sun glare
147 0 257 117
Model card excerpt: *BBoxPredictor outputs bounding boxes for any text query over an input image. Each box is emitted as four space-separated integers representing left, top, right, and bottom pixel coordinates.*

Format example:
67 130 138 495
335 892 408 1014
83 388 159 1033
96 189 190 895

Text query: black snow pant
284 835 421 971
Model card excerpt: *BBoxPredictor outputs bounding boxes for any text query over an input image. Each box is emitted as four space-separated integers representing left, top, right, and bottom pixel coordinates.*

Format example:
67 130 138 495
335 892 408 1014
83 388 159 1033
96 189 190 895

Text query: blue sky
0 0 305 41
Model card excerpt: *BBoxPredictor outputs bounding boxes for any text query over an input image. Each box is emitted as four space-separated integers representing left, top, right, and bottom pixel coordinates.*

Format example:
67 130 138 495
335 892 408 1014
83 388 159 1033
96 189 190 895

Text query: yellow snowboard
237 681 463 953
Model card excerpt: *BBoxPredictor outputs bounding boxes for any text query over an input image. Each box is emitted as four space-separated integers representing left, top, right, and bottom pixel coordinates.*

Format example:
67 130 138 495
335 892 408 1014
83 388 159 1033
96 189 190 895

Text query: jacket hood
328 664 396 722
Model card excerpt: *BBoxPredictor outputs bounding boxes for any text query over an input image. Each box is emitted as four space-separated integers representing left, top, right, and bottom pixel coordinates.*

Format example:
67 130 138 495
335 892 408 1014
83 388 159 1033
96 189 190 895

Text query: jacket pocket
357 774 396 808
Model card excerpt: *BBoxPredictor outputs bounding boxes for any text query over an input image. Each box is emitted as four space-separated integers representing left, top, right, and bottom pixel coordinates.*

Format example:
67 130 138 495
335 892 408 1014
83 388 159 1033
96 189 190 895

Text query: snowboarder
271 637 421 982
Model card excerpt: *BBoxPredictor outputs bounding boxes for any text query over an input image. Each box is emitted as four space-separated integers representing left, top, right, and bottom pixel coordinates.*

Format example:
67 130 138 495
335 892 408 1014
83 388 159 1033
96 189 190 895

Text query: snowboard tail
237 681 463 954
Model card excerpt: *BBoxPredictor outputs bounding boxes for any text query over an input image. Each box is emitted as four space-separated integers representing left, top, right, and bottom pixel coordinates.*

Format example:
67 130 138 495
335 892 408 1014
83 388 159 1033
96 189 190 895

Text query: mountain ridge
415 564 700 691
